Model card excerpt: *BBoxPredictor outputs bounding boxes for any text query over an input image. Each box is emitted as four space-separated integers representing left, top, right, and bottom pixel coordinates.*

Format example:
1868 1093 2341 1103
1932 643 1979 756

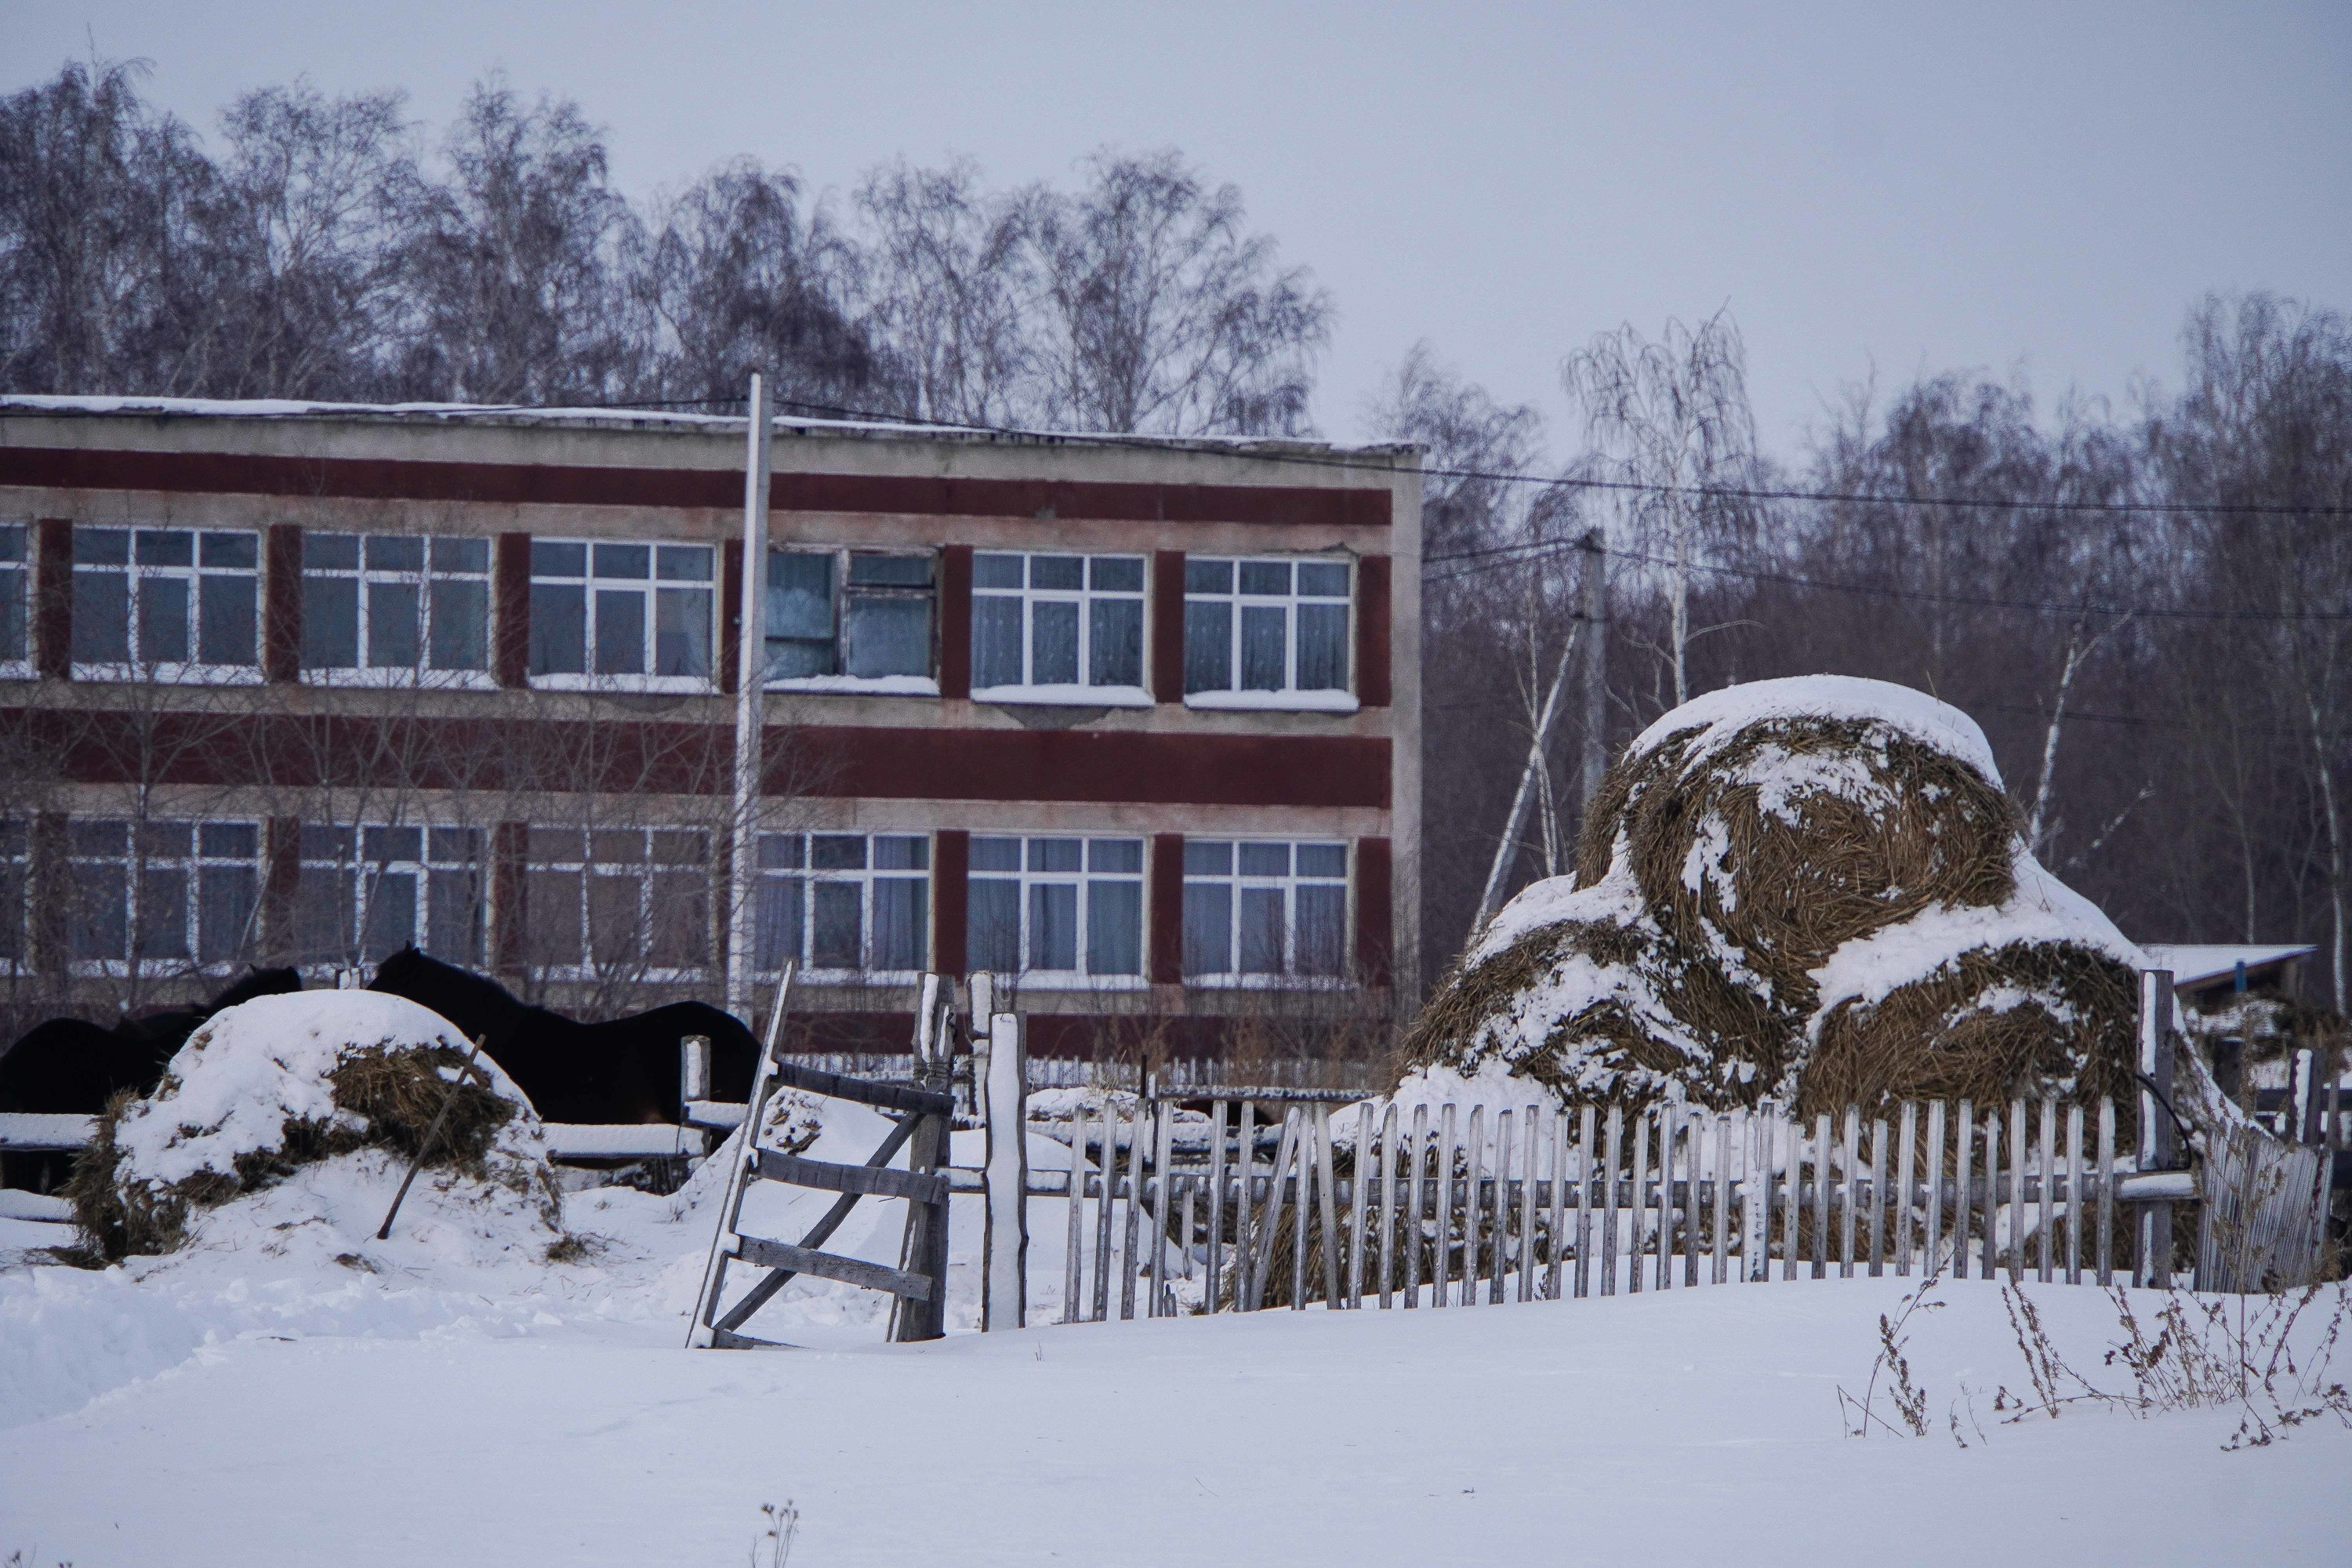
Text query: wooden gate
687 968 958 1348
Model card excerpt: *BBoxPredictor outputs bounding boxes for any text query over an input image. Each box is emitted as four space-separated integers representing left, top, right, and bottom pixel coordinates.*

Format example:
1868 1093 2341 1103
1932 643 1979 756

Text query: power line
514 391 2352 522
1424 535 2352 623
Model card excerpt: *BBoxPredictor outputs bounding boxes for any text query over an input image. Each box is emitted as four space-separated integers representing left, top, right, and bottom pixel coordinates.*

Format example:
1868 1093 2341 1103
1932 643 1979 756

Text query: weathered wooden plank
1980 1108 2002 1283
1951 1098 1974 1280
1149 1103 1174 1318
1780 1105 1802 1282
1461 1105 1486 1307
1722 1109 1740 1279
1548 1108 1572 1300
756 1149 946 1206
714 1111 923 1336
1868 1115 1888 1278
982 1009 1029 1330
1120 1105 1147 1320
1290 1107 1315 1311
1092 1109 1116 1322
1232 1101 1257 1313
2136 970 2176 1289
1839 1106 1860 1279
1486 1108 1511 1305
1249 1107 1301 1311
687 960 795 1349
1895 1102 1918 1277
1627 1109 1650 1295
1207 1100 1229 1312
2096 1098 2117 1287
1063 1110 1088 1325
1316 1105 1344 1309
1923 1100 1946 1279
736 1236 935 1301
1600 1105 1621 1298
2064 1102 2085 1287
1379 1102 1401 1309
1406 1102 1429 1308
1812 1112 1832 1281
2009 1098 2029 1285
768 1060 953 1118
1349 1103 1372 1308
1520 1109 1541 1303
2037 1097 2057 1286
1436 1103 1459 1308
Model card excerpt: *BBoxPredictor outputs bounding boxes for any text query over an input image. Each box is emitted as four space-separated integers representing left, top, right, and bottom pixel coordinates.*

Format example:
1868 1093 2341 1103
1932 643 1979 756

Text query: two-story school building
0 398 1421 1062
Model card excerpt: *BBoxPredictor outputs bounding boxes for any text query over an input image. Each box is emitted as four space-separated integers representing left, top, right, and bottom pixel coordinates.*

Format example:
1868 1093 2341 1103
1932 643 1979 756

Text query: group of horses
0 949 760 1188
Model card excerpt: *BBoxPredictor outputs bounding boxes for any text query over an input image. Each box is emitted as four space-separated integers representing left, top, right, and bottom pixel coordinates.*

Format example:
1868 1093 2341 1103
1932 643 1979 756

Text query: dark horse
0 967 304 1189
366 947 758 1125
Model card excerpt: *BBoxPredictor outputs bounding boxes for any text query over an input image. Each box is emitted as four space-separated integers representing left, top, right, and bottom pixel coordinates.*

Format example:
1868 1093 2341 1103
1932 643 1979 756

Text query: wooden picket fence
1047 1091 2332 1323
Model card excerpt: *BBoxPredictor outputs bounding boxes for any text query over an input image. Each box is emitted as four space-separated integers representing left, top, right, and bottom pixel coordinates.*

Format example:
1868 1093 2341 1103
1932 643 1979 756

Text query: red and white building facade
0 400 1421 1061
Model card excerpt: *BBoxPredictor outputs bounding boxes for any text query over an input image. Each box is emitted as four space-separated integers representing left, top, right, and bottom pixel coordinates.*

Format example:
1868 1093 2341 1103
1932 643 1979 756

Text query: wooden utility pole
725 374 772 1022
1577 529 1609 821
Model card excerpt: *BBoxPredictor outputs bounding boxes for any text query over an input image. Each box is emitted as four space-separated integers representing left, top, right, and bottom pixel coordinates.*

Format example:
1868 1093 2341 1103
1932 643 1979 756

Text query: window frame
292 821 488 971
1181 554 1357 713
0 524 31 681
526 538 718 694
762 546 941 695
968 551 1152 708
299 532 495 689
751 830 932 982
69 525 263 685
64 816 263 977
519 823 717 982
965 834 1148 989
1179 837 1352 986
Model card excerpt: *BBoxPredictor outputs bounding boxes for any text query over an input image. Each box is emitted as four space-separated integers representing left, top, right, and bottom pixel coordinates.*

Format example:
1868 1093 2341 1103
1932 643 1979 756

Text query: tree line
4 59 2347 1016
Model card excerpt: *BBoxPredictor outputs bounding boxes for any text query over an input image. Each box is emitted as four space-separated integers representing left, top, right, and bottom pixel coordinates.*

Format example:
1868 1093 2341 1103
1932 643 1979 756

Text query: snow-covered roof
2141 943 2317 989
0 394 1419 462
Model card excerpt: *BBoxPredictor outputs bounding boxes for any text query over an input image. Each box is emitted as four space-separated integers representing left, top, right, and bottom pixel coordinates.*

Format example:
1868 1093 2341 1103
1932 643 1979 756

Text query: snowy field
1 1099 2344 1564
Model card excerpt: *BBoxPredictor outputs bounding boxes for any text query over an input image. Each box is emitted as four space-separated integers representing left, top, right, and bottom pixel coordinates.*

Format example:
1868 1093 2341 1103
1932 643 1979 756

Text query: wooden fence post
982 1008 1028 1331
2136 969 2176 1288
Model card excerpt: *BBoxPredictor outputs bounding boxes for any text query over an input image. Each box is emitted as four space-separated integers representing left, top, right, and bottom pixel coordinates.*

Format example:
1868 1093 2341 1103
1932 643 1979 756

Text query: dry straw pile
1402 677 2151 1123
67 990 556 1260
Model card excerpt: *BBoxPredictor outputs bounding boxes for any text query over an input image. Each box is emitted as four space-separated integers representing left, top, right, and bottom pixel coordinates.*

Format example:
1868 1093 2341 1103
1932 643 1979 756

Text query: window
1181 839 1348 981
971 553 1148 703
0 525 27 676
1182 556 1352 709
528 540 715 689
753 832 929 977
764 549 935 688
71 527 260 680
523 826 713 977
67 818 260 971
967 836 1144 982
302 533 491 684
292 823 486 967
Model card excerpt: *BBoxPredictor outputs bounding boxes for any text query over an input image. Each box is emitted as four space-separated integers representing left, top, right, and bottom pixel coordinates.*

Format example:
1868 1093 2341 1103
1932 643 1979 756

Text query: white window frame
64 816 263 976
0 524 31 681
293 822 488 970
966 834 1147 989
752 831 931 982
521 824 717 982
1179 837 1352 987
528 539 717 694
299 532 495 689
969 551 1151 708
762 547 941 696
1181 554 1356 713
70 526 263 685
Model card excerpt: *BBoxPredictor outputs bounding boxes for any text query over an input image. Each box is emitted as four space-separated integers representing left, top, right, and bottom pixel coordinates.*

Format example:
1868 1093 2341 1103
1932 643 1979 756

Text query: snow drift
1399 676 2201 1127
67 989 561 1260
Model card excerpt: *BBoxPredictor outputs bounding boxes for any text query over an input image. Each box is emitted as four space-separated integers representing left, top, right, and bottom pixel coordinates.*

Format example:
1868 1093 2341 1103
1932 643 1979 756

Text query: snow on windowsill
984 973 1150 993
1184 688 1359 714
1184 974 1359 993
766 674 941 698
300 668 499 692
971 684 1154 710
526 674 717 695
69 663 265 688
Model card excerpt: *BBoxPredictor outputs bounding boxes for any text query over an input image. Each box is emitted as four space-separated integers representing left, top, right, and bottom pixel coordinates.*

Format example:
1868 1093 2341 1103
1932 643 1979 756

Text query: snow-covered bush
67 990 559 1260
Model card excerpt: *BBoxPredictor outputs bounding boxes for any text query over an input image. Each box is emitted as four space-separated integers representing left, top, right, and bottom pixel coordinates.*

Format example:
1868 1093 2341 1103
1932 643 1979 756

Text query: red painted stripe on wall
1151 550 1185 702
1356 554 1392 708
1149 833 1185 984
1354 836 1393 982
0 446 1392 530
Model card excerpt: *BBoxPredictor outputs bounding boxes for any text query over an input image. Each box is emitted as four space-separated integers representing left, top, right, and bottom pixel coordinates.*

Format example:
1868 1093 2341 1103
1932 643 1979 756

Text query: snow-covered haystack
1401 676 2172 1123
67 990 561 1261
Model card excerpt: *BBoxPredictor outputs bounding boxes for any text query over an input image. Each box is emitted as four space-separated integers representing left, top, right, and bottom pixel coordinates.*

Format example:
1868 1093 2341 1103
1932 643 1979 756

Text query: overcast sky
10 2 2350 456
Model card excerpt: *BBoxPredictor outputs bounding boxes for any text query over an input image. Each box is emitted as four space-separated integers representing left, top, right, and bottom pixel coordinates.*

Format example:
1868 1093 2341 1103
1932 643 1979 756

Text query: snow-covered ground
3 1105 2345 1568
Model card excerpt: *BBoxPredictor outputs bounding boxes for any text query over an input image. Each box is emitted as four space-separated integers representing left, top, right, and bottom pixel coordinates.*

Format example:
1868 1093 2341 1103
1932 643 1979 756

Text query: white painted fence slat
1812 1112 1832 1280
1952 1099 1975 1280
1925 1099 1946 1279
2065 1103 2085 1287
1868 1115 1888 1278
1896 1102 1918 1277
1840 1105 1860 1279
2038 1097 2057 1285
2096 1098 2116 1287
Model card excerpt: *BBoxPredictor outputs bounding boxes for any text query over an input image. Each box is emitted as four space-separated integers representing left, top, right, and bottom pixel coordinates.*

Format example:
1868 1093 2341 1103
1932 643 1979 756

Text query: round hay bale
64 990 554 1261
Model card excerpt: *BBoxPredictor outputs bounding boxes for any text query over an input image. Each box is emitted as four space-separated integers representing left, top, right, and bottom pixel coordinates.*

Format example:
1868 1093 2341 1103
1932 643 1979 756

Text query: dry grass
65 1039 520 1261
1406 708 2136 1125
